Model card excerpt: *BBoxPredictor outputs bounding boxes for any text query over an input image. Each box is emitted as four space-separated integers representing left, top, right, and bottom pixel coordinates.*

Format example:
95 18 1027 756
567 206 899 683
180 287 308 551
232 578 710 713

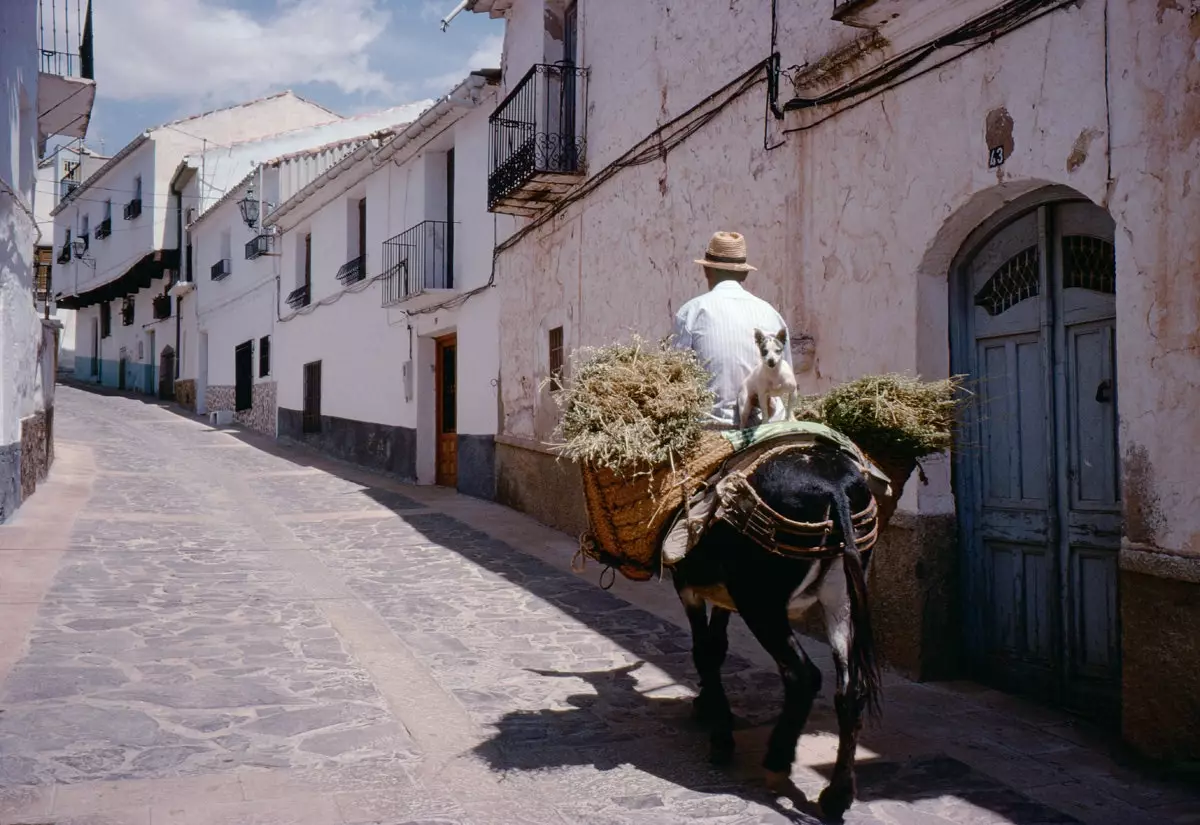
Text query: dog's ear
754 328 766 346
774 328 788 345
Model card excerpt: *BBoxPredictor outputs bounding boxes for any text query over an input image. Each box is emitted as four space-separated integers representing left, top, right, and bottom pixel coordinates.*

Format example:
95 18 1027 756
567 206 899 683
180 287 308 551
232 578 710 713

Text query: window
104 199 111 222
80 214 89 237
548 326 564 388
259 335 271 377
302 360 322 433
357 198 367 259
134 175 142 201
99 301 112 338
303 233 312 290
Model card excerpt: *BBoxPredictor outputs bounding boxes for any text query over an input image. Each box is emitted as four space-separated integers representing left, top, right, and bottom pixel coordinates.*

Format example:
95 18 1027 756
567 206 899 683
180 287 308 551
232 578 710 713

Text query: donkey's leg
681 596 736 764
733 597 822 799
816 567 866 820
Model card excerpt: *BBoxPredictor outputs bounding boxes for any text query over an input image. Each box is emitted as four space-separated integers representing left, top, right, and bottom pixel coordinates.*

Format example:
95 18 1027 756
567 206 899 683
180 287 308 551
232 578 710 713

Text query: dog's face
753 328 788 369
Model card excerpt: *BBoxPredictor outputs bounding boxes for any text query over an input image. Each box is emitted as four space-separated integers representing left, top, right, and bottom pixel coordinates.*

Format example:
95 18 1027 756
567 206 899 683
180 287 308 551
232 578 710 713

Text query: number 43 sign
988 145 1006 168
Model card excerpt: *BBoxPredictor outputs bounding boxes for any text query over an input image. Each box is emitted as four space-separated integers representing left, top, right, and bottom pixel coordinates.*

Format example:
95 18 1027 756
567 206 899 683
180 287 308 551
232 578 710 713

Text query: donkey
669 442 882 821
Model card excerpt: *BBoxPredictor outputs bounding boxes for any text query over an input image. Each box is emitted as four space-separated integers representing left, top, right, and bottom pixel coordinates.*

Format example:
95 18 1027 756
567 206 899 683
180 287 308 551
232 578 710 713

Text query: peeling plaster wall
494 0 1196 543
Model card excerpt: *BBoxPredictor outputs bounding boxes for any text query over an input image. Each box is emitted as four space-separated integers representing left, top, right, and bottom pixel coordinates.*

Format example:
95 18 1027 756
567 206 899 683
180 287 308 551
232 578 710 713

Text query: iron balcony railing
286 284 310 310
210 258 231 281
57 243 71 264
123 198 142 220
60 178 79 199
381 221 452 307
488 63 587 209
94 217 111 239
152 294 171 320
38 0 94 80
336 254 365 285
245 233 273 260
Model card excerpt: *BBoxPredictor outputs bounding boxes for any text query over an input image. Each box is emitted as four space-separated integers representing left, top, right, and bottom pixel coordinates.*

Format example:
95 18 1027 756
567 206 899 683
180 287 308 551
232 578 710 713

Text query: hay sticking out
794 373 967 463
549 335 714 476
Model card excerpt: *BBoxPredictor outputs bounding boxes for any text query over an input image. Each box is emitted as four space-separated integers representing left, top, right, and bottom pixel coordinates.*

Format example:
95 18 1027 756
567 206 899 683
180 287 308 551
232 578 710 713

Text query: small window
548 326 564 388
357 198 367 258
303 233 312 289
134 175 142 200
80 214 89 237
302 360 322 433
259 335 271 377
104 199 112 221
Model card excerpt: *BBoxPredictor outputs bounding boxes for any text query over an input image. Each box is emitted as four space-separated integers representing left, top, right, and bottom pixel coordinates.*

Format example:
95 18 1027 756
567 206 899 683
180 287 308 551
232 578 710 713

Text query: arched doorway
951 196 1121 723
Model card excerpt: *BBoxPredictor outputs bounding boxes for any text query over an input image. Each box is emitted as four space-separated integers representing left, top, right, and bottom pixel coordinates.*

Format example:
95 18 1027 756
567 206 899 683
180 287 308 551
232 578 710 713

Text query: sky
80 0 504 156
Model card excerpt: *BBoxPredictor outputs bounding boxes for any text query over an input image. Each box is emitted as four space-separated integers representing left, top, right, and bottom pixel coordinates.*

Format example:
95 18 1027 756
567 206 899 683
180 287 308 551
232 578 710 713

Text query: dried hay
547 335 714 477
793 373 968 465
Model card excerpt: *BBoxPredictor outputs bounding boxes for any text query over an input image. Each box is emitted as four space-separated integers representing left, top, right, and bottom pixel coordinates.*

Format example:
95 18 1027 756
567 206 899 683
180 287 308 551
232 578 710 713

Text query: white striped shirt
672 281 793 427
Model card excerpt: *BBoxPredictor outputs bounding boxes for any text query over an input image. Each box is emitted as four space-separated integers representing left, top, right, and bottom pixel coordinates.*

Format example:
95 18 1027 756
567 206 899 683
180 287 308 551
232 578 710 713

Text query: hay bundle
550 335 715 477
793 373 968 525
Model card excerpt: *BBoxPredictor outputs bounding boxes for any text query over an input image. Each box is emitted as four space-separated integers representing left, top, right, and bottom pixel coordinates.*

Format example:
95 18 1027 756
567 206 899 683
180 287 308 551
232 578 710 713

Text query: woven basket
862 451 917 531
579 432 735 581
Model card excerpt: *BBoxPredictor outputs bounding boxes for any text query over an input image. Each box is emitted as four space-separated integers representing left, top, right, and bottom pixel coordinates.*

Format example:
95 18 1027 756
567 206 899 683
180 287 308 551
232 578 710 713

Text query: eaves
263 139 384 233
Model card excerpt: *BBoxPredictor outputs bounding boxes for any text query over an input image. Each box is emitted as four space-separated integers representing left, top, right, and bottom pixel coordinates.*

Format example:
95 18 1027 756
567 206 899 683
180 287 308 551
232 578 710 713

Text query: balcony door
561 1 579 171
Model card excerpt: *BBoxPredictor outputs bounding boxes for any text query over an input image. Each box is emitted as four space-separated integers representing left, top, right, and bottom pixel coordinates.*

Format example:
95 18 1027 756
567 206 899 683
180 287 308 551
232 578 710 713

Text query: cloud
422 32 504 94
95 0 394 105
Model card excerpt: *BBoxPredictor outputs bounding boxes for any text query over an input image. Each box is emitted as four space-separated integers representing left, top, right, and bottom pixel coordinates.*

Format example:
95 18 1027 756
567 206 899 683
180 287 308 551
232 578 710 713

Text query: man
673 231 793 429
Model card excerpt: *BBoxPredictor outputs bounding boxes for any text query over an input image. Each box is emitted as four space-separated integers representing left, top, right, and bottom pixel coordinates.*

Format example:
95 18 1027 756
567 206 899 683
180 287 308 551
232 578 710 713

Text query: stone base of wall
0 442 19 524
174 379 195 411
278 408 416 480
1120 556 1200 762
495 438 587 538
457 434 496 501
235 383 276 436
19 408 54 504
206 383 277 436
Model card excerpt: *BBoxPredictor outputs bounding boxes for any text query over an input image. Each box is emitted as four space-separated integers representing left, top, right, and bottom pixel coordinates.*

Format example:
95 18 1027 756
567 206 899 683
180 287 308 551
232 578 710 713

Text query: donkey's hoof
765 772 822 817
816 783 854 822
708 737 735 766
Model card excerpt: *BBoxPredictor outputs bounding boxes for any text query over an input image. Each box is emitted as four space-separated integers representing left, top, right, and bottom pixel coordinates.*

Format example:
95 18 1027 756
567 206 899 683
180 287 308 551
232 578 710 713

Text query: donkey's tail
831 484 882 719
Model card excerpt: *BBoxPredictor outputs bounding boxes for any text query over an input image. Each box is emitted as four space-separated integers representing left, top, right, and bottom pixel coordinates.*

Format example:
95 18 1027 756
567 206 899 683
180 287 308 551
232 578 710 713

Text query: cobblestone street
0 387 1195 825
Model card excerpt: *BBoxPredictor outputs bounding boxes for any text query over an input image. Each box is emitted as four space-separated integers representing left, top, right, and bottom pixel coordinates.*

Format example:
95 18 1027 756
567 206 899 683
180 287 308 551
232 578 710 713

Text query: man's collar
710 280 746 293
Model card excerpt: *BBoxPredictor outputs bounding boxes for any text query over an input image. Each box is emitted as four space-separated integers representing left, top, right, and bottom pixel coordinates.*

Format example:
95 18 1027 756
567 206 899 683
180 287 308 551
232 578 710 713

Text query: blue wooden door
956 201 1120 720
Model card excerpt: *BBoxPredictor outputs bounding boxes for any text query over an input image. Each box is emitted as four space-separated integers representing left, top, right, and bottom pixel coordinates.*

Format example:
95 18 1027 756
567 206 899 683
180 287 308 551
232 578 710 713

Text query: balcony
335 254 365 286
153 294 172 320
60 178 79 199
37 0 96 141
245 234 273 260
210 258 231 281
94 217 111 239
56 243 71 264
381 221 453 307
488 63 587 216
286 284 311 310
123 198 142 220
120 298 134 327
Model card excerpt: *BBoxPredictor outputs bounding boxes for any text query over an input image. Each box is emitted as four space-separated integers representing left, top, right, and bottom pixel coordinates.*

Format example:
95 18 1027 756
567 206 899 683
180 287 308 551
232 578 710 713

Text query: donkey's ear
754 328 766 346
774 328 788 344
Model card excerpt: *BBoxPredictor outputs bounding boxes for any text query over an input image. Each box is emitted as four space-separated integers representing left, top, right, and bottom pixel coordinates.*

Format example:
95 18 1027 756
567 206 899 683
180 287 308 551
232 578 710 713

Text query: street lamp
238 183 273 230
71 237 96 270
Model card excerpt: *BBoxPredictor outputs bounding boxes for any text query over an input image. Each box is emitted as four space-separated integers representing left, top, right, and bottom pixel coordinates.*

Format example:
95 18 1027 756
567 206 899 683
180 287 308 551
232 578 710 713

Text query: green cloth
718 420 892 486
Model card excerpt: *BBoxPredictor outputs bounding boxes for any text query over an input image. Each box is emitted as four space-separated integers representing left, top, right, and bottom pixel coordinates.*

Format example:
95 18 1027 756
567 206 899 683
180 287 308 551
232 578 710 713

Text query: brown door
435 334 458 487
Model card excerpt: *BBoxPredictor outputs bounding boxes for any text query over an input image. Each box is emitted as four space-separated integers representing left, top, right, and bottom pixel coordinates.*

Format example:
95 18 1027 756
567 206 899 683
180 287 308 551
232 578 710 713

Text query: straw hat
694 231 757 272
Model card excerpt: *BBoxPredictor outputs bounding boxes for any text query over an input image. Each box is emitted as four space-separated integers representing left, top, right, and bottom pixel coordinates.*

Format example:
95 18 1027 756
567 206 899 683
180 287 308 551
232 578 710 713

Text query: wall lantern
238 183 261 229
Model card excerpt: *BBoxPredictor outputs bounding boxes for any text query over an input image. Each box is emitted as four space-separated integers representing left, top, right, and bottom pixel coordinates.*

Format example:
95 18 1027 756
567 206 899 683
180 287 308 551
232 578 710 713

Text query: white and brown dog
738 328 798 428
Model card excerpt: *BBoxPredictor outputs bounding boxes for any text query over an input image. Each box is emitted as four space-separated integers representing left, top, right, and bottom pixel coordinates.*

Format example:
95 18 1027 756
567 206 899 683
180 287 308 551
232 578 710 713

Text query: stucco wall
1 0 43 521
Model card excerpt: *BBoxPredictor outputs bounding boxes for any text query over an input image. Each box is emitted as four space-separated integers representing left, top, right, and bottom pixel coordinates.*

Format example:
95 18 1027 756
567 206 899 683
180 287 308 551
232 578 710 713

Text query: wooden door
235 341 253 411
435 334 458 488
955 200 1120 721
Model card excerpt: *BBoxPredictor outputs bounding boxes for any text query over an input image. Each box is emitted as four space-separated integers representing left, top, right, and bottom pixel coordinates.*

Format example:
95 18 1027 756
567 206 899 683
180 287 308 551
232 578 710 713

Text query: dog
737 328 798 428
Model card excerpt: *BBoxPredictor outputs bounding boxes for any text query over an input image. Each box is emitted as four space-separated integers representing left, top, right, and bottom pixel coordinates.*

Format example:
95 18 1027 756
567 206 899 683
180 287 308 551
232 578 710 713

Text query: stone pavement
0 386 1195 825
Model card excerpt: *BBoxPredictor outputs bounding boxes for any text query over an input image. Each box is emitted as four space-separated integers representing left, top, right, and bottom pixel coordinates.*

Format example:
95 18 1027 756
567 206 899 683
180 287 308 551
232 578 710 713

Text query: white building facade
1 0 96 520
461 0 1200 760
177 104 431 434
32 144 108 374
267 72 507 498
52 92 342 399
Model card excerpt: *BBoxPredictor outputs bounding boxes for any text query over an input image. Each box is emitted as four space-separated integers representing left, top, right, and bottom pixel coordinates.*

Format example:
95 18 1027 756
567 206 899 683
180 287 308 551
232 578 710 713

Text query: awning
55 249 180 310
